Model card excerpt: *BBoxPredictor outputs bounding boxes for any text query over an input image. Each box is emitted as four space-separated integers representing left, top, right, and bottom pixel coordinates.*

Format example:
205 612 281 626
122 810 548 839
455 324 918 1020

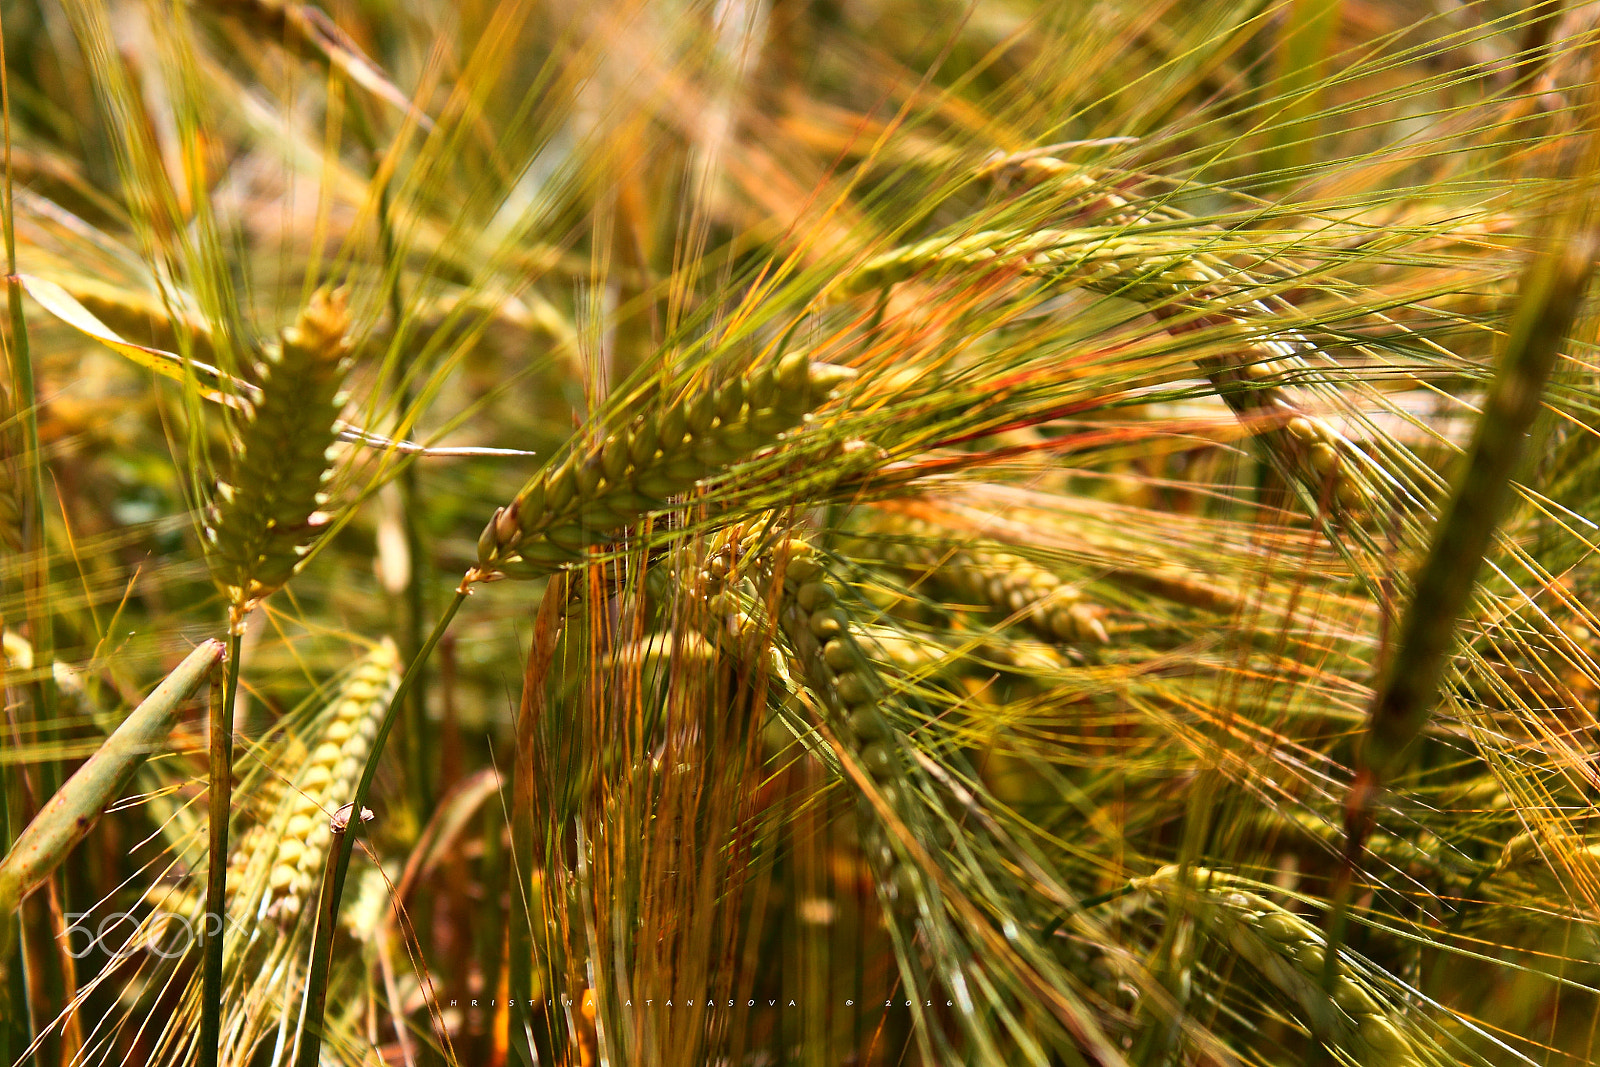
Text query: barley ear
865 512 1109 645
204 289 353 630
1137 865 1435 1067
768 540 931 913
263 638 400 921
470 356 854 583
835 220 1372 515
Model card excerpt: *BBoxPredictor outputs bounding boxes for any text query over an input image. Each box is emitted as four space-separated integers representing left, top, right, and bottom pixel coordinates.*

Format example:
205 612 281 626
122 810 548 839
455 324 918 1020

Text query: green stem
1331 208 1600 985
1362 225 1598 778
0 20 55 1058
298 817 347 1067
294 589 468 1067
199 634 239 1067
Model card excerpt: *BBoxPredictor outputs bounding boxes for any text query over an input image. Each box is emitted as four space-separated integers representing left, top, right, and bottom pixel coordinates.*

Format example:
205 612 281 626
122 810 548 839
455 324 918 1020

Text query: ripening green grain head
204 289 354 629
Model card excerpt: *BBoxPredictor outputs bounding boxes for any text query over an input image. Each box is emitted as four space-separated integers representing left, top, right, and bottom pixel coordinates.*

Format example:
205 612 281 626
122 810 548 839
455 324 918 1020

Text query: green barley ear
1136 865 1436 1067
470 354 853 583
204 289 354 630
764 537 947 915
861 510 1110 645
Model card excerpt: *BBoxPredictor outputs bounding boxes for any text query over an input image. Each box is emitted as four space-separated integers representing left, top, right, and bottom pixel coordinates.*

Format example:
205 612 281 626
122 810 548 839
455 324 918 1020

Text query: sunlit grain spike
1136 866 1430 1067
865 512 1109 645
260 639 400 922
204 288 354 629
471 357 852 582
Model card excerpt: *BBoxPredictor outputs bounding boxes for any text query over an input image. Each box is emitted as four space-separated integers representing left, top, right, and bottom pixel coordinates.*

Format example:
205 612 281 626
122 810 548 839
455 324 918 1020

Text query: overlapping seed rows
864 513 1108 645
772 542 926 911
260 639 400 921
142 771 294 927
471 353 853 582
682 536 761 646
205 289 353 628
832 206 1363 512
1136 865 1430 1067
667 532 963 721
852 623 961 677
138 647 399 933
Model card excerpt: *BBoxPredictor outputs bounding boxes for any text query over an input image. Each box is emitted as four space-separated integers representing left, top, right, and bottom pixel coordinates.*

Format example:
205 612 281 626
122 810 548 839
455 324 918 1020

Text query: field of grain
5 2 1600 1065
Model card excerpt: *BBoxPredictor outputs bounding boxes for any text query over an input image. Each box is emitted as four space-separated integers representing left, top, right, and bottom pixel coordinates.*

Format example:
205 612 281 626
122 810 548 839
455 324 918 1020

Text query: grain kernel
797 582 836 611
833 671 873 705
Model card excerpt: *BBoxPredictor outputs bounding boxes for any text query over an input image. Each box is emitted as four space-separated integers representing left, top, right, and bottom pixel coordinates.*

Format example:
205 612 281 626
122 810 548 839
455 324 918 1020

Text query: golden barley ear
833 211 1371 516
262 638 399 922
204 288 353 628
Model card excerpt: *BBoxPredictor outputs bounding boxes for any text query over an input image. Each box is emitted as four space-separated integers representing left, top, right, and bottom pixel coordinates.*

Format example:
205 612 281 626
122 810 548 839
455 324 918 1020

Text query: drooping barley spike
204 288 353 630
469 354 854 584
766 538 934 913
1494 827 1600 892
1022 165 1369 515
260 638 400 921
1243 806 1457 878
764 539 1053 1061
862 512 1109 645
1136 865 1436 1067
830 214 1371 514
